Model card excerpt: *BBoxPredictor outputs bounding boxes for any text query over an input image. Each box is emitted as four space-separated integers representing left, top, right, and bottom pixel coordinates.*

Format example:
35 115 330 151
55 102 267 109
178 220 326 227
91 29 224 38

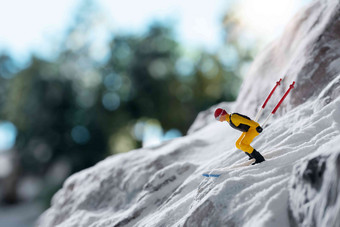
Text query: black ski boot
251 149 265 165
245 152 254 160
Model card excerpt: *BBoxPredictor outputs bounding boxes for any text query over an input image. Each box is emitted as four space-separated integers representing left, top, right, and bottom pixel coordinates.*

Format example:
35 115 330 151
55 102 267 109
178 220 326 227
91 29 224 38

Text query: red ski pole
271 81 295 114
262 81 295 127
255 78 282 121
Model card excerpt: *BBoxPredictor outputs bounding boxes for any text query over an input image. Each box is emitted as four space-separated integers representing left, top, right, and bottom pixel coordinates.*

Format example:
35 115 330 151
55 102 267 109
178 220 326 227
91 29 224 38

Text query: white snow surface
37 0 340 226
37 91 340 227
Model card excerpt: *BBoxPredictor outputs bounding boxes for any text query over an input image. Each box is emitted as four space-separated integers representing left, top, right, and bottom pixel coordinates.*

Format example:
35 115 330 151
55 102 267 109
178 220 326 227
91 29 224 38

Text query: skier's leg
236 132 246 150
238 128 259 153
239 128 265 164
236 132 254 159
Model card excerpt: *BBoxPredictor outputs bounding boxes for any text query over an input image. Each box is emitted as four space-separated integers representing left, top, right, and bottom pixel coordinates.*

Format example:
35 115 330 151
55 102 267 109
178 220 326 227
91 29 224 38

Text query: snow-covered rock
289 136 340 227
37 0 340 226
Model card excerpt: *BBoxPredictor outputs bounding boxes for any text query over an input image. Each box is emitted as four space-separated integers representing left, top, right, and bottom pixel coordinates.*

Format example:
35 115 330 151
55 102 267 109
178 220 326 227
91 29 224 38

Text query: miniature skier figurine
214 108 265 165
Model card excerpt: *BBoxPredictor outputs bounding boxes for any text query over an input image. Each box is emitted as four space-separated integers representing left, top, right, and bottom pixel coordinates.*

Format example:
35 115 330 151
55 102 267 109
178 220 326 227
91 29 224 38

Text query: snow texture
289 135 340 227
37 0 340 226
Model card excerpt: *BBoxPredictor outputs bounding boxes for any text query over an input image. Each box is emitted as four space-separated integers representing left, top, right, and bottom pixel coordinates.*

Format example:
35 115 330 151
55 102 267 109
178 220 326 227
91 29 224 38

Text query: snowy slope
37 0 340 226
37 88 340 227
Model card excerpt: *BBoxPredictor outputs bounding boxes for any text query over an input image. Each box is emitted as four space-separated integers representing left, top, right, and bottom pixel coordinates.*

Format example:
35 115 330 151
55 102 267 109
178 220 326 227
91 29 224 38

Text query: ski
255 78 282 121
202 173 220 178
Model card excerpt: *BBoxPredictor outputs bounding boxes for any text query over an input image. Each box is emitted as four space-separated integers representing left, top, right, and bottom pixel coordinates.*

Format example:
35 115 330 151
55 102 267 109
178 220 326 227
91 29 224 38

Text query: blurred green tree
2 57 108 204
101 23 244 153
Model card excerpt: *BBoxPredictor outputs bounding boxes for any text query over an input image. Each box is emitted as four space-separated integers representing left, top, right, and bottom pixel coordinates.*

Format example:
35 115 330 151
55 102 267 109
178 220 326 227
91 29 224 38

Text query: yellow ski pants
235 127 260 154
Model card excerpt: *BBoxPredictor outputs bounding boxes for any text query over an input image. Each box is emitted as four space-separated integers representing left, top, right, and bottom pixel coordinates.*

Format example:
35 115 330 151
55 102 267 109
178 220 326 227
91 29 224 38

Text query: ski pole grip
261 78 282 109
277 78 282 85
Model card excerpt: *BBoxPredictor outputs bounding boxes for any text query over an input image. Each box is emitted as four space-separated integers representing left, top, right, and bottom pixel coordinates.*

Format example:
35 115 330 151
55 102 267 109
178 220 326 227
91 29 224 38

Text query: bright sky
0 0 79 62
0 0 227 62
0 0 310 62
101 0 227 46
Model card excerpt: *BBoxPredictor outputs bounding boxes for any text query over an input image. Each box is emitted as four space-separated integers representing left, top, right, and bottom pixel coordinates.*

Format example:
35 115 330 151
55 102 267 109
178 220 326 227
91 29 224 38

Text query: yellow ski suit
226 113 260 154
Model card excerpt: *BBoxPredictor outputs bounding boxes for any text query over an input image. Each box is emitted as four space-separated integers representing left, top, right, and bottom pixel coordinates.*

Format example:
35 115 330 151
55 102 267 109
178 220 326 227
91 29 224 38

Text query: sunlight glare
236 0 297 41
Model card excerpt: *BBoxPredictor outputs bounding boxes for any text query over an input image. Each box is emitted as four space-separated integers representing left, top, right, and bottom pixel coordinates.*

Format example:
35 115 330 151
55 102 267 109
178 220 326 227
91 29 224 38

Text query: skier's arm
231 114 260 128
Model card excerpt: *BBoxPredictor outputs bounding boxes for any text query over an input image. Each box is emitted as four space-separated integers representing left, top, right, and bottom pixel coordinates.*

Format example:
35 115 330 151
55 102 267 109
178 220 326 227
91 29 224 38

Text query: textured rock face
289 138 340 227
37 146 200 227
37 0 340 226
234 0 340 116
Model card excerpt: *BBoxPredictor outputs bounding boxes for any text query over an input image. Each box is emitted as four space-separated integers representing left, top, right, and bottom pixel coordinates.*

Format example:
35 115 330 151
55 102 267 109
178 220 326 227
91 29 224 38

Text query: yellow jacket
226 113 260 132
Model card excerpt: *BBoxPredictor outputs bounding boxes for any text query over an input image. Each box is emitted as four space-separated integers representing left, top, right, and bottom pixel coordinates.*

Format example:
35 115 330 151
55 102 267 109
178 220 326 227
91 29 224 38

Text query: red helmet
214 108 227 120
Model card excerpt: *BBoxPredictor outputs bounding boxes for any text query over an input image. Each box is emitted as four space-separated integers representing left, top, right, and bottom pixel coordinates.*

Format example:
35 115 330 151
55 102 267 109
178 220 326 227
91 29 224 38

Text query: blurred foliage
0 0 253 206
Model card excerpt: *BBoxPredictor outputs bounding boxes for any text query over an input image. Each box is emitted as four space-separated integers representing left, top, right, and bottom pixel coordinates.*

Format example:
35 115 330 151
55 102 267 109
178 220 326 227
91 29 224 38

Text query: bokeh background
0 0 310 226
